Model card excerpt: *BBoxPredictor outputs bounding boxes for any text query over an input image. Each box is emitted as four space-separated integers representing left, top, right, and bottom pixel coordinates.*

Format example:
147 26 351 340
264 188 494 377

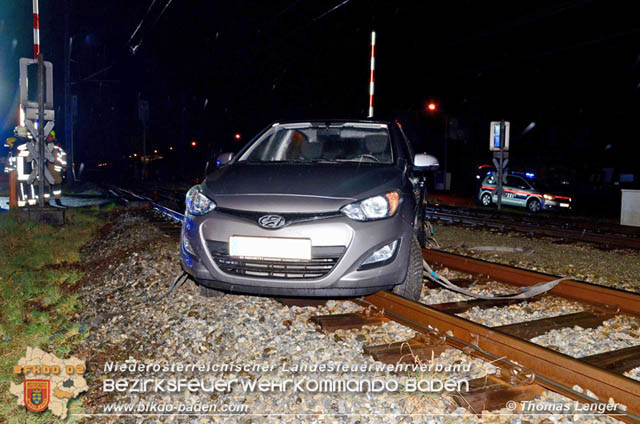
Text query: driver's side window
511 177 529 189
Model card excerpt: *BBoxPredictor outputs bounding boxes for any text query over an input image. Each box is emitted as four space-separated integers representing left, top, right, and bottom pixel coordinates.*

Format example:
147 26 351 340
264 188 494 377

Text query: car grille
207 241 346 279
214 208 342 228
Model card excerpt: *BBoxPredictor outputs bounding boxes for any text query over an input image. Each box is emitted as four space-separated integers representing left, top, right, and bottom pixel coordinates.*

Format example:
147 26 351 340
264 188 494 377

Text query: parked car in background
181 120 439 300
478 173 572 212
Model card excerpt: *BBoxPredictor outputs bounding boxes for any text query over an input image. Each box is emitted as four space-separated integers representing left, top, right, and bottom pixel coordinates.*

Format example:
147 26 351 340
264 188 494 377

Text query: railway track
109 185 640 250
110 186 640 422
426 205 640 250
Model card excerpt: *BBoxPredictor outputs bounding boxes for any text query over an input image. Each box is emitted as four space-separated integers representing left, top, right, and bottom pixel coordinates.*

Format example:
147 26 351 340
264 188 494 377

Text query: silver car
180 120 438 300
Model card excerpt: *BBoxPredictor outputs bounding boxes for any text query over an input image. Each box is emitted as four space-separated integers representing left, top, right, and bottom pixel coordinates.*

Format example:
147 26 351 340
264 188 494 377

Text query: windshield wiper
241 159 348 164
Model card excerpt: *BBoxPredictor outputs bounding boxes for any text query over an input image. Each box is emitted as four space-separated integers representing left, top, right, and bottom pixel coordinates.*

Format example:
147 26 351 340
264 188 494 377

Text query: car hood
203 162 403 213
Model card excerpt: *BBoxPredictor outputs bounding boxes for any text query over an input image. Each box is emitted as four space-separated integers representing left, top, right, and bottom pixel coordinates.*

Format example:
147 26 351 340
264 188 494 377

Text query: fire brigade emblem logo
258 214 286 229
24 380 50 412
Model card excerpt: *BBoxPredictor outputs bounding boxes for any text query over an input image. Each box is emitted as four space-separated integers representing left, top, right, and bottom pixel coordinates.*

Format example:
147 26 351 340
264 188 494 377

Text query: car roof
484 173 532 185
485 172 527 178
271 119 394 127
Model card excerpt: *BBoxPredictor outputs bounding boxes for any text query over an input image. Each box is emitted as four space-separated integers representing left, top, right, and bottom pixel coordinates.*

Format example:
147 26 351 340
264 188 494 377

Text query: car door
499 176 518 206
505 176 532 207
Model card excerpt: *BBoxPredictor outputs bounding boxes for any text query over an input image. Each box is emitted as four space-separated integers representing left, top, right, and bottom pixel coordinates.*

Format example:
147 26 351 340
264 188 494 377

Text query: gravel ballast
531 315 640 357
431 223 640 292
67 209 630 423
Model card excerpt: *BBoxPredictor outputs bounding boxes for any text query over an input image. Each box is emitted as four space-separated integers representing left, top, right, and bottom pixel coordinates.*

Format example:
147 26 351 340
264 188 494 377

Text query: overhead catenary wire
222 0 357 105
126 0 159 48
312 0 351 22
148 0 176 32
127 0 175 54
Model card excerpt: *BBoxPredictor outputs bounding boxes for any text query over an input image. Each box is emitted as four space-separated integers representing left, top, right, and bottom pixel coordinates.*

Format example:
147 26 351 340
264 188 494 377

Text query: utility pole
33 0 44 205
37 53 45 207
443 115 449 190
490 120 510 211
367 31 375 118
496 120 505 210
64 0 73 184
137 94 149 181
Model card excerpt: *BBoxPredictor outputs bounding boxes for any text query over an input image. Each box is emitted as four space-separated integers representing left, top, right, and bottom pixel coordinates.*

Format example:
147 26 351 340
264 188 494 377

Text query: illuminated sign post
489 121 510 152
490 121 509 210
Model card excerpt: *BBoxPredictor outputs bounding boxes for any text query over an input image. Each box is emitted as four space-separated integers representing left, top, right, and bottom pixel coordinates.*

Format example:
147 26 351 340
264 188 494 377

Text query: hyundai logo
258 214 286 229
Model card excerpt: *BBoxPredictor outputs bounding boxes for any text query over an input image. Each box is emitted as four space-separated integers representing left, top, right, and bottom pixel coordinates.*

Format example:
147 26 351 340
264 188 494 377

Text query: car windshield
238 123 393 164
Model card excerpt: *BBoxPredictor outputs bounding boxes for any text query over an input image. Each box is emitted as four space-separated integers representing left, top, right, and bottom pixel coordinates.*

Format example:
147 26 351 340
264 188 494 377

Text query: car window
238 123 393 164
506 176 530 189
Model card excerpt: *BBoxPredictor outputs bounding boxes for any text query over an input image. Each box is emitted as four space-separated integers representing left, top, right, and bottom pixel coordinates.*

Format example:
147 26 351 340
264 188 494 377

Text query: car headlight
341 191 400 221
543 194 555 201
186 185 216 216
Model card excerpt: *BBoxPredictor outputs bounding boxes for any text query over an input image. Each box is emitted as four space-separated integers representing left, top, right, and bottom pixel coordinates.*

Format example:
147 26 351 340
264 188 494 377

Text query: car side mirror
413 153 439 171
216 152 234 166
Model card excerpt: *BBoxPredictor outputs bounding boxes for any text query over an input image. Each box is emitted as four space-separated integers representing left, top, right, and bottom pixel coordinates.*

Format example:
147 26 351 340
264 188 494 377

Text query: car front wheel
392 236 423 301
527 198 541 213
480 192 492 206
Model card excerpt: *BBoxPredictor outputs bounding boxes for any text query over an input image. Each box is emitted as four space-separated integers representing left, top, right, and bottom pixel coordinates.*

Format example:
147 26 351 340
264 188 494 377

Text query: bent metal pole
368 31 376 118
32 0 40 58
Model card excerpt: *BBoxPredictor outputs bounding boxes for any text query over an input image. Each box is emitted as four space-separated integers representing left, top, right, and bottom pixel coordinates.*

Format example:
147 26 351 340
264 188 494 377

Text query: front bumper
543 199 572 210
180 205 415 297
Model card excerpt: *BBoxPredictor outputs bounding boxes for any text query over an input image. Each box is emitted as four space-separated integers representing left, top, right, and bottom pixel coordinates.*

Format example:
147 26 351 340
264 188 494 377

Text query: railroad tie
430 298 533 315
362 335 449 365
310 313 387 333
494 311 614 340
581 345 640 374
451 375 544 414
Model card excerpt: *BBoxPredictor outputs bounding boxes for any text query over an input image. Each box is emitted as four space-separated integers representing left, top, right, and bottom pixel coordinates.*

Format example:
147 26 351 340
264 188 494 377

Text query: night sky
1 1 639 188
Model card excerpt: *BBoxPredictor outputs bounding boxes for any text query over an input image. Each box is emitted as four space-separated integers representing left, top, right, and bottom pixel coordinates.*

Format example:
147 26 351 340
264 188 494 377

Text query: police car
478 173 572 212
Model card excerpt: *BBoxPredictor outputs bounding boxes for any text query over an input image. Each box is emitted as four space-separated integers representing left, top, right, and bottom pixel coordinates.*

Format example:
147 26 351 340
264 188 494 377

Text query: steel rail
427 204 640 237
359 291 640 423
423 248 640 316
111 186 640 421
426 208 640 250
107 185 185 222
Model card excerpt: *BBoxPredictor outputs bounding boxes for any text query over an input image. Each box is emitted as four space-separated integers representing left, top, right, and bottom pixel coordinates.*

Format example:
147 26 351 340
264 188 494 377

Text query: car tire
415 208 427 249
199 284 225 298
527 198 541 213
392 236 423 301
480 193 492 207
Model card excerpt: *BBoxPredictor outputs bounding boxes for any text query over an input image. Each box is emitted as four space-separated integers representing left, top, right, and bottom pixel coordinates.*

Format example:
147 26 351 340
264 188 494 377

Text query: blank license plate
229 236 311 260
560 203 570 208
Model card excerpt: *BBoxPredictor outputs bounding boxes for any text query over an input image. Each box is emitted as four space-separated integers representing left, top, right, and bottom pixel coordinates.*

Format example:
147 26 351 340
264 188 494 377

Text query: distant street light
426 100 450 189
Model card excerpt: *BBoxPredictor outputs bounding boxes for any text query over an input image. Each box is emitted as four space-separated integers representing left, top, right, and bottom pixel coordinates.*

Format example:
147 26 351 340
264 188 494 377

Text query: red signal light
191 140 197 147
234 133 241 140
427 102 437 112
